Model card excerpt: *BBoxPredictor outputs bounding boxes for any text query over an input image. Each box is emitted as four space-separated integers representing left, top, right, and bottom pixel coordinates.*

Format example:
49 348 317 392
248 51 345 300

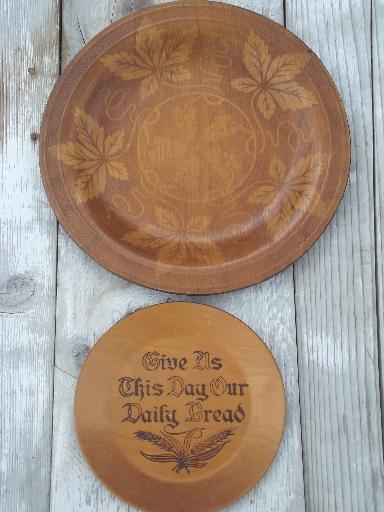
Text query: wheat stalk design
134 431 176 452
134 427 236 474
191 428 236 454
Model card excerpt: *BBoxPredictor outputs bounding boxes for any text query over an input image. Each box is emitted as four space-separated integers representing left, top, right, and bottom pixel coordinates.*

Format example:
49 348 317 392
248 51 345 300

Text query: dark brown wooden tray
40 0 350 294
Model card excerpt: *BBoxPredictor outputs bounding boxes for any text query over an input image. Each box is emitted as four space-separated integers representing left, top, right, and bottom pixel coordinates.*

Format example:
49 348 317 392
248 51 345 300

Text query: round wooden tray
75 302 285 512
40 0 350 294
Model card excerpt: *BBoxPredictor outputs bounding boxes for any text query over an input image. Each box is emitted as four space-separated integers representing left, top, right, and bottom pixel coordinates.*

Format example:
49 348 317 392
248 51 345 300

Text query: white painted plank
0 1 59 511
287 0 384 510
50 1 305 511
373 0 384 435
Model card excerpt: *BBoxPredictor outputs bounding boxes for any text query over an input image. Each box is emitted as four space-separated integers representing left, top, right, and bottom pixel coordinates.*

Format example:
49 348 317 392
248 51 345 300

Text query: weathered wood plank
287 0 384 510
50 1 305 511
0 1 59 511
373 0 384 440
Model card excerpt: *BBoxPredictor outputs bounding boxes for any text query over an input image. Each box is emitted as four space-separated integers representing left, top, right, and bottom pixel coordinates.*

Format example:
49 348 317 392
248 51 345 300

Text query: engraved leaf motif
248 153 328 235
74 108 104 154
248 184 277 205
269 156 285 181
75 164 107 203
104 130 125 156
101 25 197 98
265 198 293 234
121 230 164 250
53 109 129 203
266 52 311 84
162 64 192 83
106 161 129 180
271 81 317 111
136 22 162 66
122 208 223 270
101 51 152 80
257 91 276 119
230 77 258 94
159 27 197 67
55 142 97 170
187 242 222 266
285 153 326 211
156 242 186 269
139 74 159 98
243 31 271 83
231 31 317 119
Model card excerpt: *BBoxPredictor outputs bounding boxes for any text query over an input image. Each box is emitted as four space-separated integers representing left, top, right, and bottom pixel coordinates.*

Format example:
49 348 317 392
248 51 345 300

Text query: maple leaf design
53 108 129 203
248 153 328 235
101 21 197 98
231 31 317 119
121 207 222 272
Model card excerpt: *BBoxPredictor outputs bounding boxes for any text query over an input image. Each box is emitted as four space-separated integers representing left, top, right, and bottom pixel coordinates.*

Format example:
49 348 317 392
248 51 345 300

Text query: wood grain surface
1 1 384 512
288 1 384 510
373 0 384 440
0 1 59 511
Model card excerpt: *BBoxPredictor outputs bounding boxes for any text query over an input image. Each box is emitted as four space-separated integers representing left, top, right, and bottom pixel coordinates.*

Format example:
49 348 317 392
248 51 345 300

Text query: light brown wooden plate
40 0 350 294
75 302 285 512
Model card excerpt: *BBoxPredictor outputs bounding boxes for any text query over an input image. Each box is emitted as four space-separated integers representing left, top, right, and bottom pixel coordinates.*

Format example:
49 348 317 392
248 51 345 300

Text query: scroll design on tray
134 427 236 474
231 31 317 119
136 92 257 203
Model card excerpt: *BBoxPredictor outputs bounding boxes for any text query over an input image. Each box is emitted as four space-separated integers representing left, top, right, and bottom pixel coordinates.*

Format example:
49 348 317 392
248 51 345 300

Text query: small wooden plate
40 0 350 294
75 302 285 512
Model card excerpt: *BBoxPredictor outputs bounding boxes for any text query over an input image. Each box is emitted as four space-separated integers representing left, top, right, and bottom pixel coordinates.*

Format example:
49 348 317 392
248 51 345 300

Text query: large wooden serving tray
40 0 350 294
75 302 285 512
